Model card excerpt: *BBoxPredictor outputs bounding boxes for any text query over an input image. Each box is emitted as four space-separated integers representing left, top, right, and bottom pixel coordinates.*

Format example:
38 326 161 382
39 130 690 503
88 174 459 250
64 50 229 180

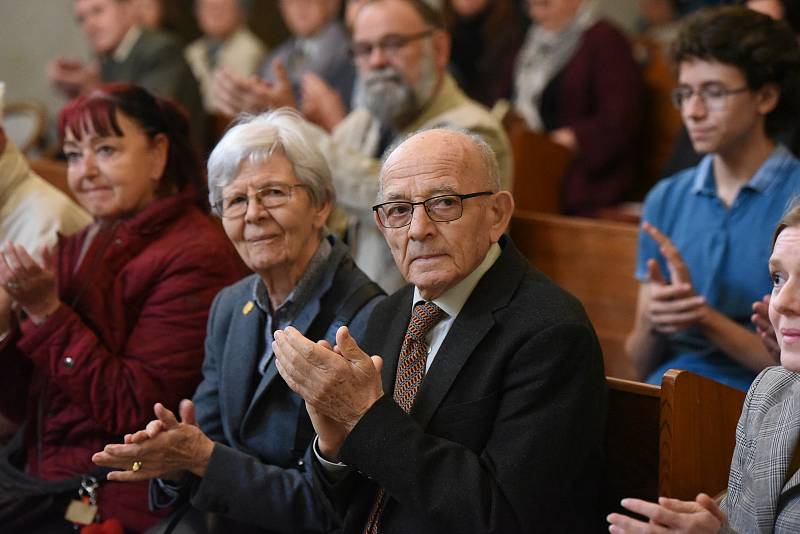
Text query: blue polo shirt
636 145 800 391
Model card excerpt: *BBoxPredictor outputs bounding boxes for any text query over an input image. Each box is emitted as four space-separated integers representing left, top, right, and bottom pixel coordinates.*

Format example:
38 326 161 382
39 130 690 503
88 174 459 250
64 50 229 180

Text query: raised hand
212 61 296 116
273 326 384 435
642 222 692 286
301 72 347 132
607 493 725 533
45 57 99 98
92 400 213 482
0 242 60 321
752 293 779 360
641 223 707 334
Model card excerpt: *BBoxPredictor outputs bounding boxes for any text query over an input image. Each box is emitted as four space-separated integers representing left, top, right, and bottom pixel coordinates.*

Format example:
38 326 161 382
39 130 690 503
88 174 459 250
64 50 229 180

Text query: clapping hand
607 493 726 533
0 242 60 322
642 222 708 334
92 400 214 482
752 293 779 360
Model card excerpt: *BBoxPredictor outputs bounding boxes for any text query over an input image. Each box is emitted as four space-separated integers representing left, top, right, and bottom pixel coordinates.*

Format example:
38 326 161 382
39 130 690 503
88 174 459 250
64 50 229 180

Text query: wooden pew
604 370 746 516
503 115 572 214
510 210 639 378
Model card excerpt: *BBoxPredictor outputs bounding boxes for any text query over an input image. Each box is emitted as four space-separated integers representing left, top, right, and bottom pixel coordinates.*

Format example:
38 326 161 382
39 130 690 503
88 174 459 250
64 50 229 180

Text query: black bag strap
0 423 112 495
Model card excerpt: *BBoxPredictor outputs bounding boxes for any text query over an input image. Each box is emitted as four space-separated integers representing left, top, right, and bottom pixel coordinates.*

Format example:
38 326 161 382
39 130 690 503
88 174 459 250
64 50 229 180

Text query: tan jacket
0 140 91 255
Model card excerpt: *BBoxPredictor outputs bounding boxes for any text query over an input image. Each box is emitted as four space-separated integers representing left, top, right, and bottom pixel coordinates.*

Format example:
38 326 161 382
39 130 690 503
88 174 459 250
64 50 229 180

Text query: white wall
0 0 89 128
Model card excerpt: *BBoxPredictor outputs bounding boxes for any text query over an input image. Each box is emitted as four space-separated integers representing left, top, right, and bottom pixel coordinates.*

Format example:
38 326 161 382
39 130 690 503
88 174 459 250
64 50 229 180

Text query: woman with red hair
0 84 243 532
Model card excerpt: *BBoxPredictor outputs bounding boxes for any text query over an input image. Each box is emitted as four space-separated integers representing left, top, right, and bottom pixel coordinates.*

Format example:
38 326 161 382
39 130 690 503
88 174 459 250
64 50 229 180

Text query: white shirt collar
412 242 502 319
112 25 142 63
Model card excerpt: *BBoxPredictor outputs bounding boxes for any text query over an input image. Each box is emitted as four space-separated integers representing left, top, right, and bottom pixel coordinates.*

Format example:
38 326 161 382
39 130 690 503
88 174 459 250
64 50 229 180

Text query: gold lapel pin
243 301 254 315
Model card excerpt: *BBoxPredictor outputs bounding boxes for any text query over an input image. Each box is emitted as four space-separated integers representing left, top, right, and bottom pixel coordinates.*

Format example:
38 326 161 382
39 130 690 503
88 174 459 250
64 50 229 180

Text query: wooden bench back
505 121 572 214
604 370 746 515
510 210 639 378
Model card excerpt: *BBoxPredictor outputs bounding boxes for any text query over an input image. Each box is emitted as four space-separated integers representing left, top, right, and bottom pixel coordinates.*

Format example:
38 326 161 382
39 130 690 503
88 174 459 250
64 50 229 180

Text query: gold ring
131 461 142 472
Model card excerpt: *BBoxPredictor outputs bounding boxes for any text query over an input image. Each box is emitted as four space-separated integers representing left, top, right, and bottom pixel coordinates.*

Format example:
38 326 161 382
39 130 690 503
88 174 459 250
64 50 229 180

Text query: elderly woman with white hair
92 108 384 534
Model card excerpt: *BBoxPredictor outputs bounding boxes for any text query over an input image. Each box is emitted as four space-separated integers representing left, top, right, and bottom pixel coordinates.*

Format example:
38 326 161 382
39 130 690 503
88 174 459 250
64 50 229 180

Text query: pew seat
605 369 746 515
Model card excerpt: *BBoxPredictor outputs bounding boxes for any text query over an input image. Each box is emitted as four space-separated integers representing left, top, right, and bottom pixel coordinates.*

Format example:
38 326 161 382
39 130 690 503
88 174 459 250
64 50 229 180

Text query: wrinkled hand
752 293 779 361
45 57 99 98
273 326 384 438
607 493 726 533
550 127 578 151
213 60 296 116
306 339 383 459
0 242 60 321
642 222 707 334
301 72 347 132
92 400 214 482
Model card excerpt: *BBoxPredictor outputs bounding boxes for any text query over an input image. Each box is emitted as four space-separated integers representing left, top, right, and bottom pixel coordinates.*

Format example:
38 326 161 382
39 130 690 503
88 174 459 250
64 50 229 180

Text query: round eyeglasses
372 191 493 228
214 183 311 218
350 29 434 62
670 84 750 112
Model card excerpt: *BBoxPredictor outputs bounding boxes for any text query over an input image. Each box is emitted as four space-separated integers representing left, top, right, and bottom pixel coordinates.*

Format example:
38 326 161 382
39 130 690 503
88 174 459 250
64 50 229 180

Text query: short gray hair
378 126 501 201
207 108 335 213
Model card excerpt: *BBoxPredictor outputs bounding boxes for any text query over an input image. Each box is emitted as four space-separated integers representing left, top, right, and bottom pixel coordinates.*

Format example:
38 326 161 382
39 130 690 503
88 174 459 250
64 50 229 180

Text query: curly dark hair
671 6 800 137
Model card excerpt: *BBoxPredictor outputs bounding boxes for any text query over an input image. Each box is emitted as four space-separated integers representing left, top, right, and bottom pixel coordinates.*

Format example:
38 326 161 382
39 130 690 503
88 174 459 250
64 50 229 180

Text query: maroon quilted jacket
539 19 644 215
0 191 245 532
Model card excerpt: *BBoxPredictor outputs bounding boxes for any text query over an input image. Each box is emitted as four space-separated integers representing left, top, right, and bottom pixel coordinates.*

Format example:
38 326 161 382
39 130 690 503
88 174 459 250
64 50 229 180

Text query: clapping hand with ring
0 241 60 322
92 400 215 482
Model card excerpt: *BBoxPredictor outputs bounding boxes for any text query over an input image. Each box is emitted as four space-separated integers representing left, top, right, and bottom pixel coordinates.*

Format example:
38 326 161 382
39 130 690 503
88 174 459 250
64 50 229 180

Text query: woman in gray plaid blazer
608 202 800 533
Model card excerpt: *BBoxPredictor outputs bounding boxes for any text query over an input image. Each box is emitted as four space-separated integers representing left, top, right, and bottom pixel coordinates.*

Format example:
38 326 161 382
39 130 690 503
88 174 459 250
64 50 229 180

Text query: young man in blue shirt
625 6 800 390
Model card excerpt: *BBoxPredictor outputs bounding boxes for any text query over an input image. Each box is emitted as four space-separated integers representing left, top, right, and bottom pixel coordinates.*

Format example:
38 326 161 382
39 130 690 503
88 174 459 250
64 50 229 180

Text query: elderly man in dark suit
273 128 608 533
47 0 205 146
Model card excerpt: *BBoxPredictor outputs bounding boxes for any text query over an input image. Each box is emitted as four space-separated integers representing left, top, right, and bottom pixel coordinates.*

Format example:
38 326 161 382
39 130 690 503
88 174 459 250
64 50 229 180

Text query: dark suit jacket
101 28 206 148
315 237 607 533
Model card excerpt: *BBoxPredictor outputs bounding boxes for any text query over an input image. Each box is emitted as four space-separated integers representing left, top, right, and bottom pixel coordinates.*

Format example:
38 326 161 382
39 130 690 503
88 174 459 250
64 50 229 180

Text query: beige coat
0 140 91 256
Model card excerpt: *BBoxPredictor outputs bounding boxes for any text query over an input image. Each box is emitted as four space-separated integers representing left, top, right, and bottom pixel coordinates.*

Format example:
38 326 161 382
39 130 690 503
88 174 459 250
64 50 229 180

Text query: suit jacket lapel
221 299 265 437
411 304 495 428
243 296 324 425
380 287 414 395
411 238 526 429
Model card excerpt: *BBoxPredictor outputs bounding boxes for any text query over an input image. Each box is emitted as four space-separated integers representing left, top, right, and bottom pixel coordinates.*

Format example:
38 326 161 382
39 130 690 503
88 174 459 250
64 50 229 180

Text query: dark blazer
154 236 382 534
539 20 643 216
314 237 608 533
101 28 206 148
721 366 800 533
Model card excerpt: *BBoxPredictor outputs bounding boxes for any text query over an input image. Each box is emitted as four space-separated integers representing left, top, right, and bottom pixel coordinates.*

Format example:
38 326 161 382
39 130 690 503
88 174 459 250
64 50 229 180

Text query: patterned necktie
363 301 445 534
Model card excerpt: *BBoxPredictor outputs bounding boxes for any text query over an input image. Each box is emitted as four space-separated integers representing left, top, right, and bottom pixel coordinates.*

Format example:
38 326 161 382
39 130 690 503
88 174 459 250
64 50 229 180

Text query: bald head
380 128 499 199
376 128 514 299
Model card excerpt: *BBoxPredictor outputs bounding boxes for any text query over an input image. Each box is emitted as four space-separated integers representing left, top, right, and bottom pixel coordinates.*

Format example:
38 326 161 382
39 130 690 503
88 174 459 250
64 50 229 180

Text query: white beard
354 50 438 129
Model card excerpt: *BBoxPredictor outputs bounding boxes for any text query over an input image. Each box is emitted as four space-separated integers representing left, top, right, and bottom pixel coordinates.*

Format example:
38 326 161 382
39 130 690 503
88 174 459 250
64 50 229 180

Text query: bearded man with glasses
625 6 800 392
321 0 512 294
273 128 607 533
